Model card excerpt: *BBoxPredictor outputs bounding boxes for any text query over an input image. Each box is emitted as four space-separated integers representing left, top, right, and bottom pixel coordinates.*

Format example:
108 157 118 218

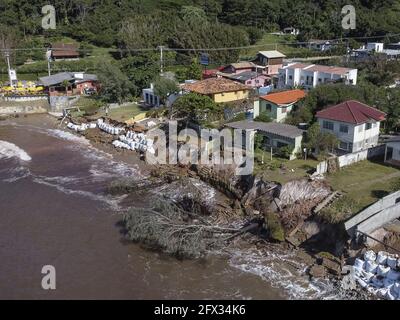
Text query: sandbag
377 288 389 299
364 250 376 262
386 288 397 300
387 270 400 281
357 278 368 288
365 260 378 274
354 258 365 270
363 272 374 282
371 276 384 288
393 282 400 295
383 278 395 288
387 255 397 269
377 265 390 277
376 251 388 265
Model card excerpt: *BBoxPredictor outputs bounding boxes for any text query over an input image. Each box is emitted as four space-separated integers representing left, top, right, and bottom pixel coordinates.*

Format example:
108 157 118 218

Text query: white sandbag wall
113 132 155 154
353 250 400 300
67 122 97 132
97 119 155 154
66 118 155 155
96 118 125 135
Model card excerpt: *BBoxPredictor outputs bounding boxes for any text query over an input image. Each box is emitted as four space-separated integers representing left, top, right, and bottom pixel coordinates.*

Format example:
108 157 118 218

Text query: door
386 147 393 161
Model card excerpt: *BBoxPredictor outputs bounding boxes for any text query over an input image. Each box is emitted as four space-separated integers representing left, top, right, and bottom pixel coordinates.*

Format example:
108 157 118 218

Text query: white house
307 40 338 52
384 137 400 166
316 100 386 153
142 83 182 108
366 42 384 52
278 63 358 89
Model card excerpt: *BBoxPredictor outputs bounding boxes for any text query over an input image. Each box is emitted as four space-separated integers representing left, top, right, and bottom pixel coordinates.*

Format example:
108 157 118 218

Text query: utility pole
46 49 52 76
5 51 13 88
159 45 165 75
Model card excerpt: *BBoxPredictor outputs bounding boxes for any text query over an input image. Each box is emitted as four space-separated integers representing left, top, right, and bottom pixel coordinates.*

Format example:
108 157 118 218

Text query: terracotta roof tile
316 100 386 124
182 78 251 95
260 89 306 105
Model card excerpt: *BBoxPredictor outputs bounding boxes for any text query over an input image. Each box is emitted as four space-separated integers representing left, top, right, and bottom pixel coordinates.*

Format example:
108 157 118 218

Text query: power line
1 32 400 53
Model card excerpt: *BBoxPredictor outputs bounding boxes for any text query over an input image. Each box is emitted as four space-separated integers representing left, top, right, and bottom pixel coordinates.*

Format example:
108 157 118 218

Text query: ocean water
0 116 343 299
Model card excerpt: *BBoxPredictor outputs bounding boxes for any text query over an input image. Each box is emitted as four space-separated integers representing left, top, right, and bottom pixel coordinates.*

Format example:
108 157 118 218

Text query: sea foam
0 140 31 161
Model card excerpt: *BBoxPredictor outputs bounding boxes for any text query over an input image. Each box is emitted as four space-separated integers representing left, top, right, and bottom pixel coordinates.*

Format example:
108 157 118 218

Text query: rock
296 250 315 265
321 257 341 276
308 264 326 278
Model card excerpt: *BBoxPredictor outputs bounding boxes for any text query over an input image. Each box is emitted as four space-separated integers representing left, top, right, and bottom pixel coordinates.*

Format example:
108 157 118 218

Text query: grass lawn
326 160 400 212
240 34 317 59
97 104 147 122
253 149 319 184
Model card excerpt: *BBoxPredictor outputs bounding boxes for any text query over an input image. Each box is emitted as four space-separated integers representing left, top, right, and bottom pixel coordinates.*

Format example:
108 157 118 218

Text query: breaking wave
0 140 31 161
46 129 90 145
32 176 127 211
227 246 343 300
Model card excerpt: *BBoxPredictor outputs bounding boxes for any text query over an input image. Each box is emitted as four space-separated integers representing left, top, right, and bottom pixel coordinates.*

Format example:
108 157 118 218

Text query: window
289 75 293 80
318 78 322 83
339 124 349 133
366 123 372 130
323 121 334 130
265 103 272 112
339 141 348 150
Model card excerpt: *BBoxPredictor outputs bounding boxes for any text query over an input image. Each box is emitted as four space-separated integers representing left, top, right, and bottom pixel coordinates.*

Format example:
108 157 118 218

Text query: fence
315 144 385 175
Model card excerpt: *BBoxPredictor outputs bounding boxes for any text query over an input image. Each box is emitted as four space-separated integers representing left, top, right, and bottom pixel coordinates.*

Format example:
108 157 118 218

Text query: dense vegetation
1 0 400 123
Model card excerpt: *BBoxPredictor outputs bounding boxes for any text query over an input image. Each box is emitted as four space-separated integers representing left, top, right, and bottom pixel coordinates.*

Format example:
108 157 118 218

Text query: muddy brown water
0 115 338 299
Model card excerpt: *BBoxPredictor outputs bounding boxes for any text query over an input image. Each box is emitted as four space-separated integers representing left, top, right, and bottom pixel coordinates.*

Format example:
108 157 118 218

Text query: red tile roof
316 100 386 124
182 78 251 95
51 43 79 57
260 89 306 105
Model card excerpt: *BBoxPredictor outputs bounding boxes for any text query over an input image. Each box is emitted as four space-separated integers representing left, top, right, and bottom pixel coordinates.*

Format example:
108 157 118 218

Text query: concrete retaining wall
345 190 400 236
0 104 48 114
356 202 400 235
315 145 385 174
3 95 47 102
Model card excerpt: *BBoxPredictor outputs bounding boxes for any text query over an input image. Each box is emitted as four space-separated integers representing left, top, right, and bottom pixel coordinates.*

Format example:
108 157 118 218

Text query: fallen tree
122 197 244 258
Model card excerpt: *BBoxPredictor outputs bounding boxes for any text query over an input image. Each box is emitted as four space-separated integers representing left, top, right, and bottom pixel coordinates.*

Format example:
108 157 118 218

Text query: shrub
254 112 272 123
264 212 285 242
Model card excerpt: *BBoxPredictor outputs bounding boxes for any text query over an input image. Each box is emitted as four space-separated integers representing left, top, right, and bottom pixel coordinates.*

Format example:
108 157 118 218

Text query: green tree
172 93 221 122
153 76 179 105
97 61 136 103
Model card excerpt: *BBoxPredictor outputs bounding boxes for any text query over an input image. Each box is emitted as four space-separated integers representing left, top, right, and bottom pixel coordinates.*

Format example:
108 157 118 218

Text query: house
387 42 400 50
366 42 384 52
316 100 386 153
307 40 338 52
202 68 222 79
220 62 255 75
384 137 400 166
255 89 306 122
252 51 286 75
181 78 251 103
278 63 358 89
142 83 181 107
282 27 299 35
218 71 271 89
225 120 304 160
39 72 98 96
51 43 79 61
